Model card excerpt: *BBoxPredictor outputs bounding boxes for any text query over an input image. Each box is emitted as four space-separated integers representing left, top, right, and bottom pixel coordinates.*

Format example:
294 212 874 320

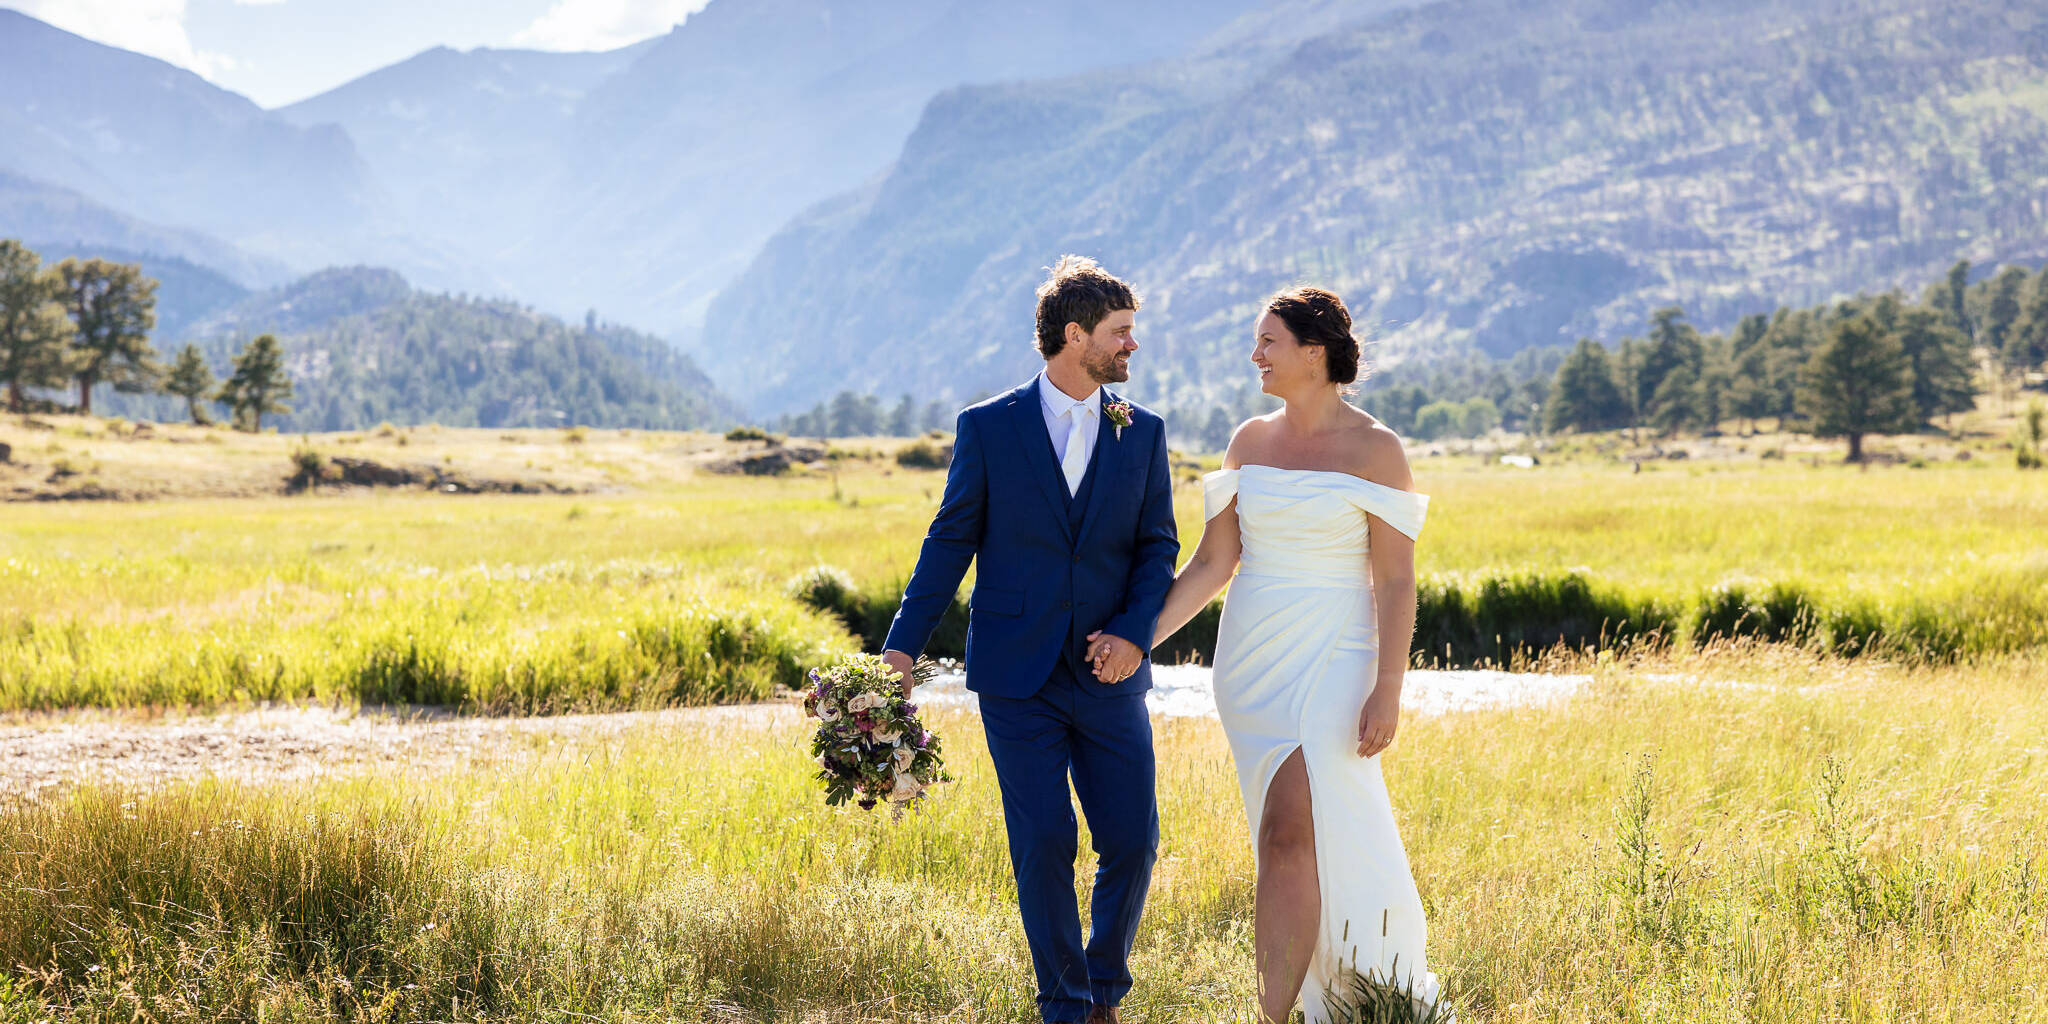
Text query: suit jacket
883 377 1180 699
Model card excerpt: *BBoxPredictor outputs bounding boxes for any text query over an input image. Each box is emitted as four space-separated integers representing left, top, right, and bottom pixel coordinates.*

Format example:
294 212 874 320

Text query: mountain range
0 1 1270 333
706 0 2048 413
4 0 2046 422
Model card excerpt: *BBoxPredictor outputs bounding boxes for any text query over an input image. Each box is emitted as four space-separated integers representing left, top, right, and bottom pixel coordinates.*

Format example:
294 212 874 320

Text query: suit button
1059 600 1072 609
1070 554 1081 563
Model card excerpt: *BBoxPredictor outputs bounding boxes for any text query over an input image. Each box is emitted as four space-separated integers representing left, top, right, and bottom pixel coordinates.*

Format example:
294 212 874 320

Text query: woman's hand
1356 684 1400 758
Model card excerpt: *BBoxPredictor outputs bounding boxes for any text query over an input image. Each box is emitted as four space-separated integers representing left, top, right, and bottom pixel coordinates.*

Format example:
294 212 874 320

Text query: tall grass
2 460 2043 711
0 649 2041 1021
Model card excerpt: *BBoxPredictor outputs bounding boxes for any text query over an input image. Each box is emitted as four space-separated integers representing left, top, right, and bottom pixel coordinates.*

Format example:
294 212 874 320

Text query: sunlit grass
1 648 2041 1021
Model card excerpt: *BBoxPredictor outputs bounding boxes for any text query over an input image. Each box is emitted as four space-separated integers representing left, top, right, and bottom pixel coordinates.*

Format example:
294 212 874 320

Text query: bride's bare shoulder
1343 409 1413 490
1220 411 1284 470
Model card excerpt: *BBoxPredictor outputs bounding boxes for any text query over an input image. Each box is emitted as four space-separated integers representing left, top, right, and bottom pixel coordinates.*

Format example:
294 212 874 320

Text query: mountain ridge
703 0 2048 415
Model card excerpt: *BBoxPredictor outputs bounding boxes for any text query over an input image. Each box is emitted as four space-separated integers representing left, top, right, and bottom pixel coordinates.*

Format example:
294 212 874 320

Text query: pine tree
164 343 217 425
1640 307 1706 435
1983 265 2029 370
1892 308 1976 425
216 334 294 432
1725 314 1774 432
2007 269 2048 373
1543 338 1628 433
1797 315 1914 462
55 257 158 415
0 240 73 413
1938 259 1971 337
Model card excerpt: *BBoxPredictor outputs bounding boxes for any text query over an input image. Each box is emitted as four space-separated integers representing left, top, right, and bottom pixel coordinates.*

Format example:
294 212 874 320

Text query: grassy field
1 414 2044 1020
2 647 2041 1021
2 417 2045 711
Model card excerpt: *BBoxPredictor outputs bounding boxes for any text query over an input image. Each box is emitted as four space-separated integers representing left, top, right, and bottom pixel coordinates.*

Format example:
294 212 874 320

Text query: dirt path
1 668 1591 803
0 702 798 804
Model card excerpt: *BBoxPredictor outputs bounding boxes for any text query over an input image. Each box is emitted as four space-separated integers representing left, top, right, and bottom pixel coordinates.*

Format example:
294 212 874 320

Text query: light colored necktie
1060 405 1093 496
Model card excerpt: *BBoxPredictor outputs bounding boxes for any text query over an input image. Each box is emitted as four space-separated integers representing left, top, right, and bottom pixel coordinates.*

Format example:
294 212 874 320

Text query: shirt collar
1036 369 1102 419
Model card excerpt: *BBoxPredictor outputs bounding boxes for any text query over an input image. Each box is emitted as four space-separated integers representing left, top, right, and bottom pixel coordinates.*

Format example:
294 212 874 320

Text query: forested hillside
706 0 2048 415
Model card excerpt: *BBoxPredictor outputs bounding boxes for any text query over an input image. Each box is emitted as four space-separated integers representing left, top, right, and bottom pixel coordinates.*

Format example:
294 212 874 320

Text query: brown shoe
1086 1005 1119 1024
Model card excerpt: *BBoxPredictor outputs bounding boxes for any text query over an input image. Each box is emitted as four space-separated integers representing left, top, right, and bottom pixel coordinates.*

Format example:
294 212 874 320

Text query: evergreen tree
2007 268 2048 372
1200 406 1235 452
886 394 916 436
1892 308 1976 424
1640 307 1706 434
164 343 217 425
1983 265 2029 370
1797 315 1914 462
55 257 159 415
216 334 294 432
1724 314 1774 431
1935 259 1971 336
1761 308 1819 422
1543 338 1628 433
0 240 73 413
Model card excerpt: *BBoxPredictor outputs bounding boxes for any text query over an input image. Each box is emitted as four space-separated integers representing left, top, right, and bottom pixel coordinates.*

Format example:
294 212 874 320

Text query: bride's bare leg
1256 749 1318 1024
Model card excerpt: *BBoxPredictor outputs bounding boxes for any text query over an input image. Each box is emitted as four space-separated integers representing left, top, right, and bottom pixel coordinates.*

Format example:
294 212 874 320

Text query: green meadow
2 426 2044 1020
3 437 2043 713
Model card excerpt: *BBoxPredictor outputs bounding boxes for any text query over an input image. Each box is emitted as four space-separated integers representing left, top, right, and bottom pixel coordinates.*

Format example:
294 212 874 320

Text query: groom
881 255 1180 1024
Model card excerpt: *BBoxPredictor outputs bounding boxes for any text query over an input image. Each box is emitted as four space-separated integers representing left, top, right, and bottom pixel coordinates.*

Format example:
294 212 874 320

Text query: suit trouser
979 662 1160 1023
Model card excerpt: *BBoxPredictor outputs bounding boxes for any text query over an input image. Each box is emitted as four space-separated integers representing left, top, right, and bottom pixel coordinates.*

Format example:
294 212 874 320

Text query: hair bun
1265 287 1361 385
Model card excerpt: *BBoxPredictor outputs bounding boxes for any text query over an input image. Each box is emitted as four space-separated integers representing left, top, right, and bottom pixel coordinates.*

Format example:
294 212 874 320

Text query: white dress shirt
1040 372 1105 495
1037 370 1102 478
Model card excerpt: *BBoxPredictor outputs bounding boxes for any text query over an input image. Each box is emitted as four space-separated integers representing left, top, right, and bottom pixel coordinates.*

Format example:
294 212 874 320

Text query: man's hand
881 649 916 699
1083 631 1142 684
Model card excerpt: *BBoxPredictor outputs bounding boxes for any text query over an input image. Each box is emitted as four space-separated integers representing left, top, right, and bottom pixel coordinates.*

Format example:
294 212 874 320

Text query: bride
1125 287 1440 1021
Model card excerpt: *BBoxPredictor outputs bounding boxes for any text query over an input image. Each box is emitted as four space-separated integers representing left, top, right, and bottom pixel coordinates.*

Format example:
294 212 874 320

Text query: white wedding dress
1203 465 1441 1020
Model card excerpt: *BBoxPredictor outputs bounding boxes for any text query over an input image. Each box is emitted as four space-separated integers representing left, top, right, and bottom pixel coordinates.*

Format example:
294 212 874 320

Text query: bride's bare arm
1359 426 1418 757
1152 498 1240 649
1149 428 1257 650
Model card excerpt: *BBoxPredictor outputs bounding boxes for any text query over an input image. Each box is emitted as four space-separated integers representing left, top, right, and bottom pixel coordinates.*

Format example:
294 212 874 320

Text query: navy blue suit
885 377 1180 1021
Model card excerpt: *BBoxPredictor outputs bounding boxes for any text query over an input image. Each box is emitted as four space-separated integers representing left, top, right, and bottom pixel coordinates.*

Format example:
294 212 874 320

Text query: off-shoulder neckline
1210 464 1418 492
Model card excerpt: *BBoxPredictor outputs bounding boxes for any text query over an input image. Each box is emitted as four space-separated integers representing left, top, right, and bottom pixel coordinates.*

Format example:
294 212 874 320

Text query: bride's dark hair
1265 287 1363 386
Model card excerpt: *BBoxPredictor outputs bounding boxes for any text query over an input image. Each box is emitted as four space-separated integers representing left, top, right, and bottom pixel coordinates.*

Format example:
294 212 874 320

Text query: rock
709 445 827 476
0 442 10 464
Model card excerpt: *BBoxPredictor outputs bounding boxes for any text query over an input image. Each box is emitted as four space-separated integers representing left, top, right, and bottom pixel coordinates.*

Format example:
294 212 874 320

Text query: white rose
873 727 903 745
816 702 841 722
893 747 916 772
846 693 874 713
889 771 923 802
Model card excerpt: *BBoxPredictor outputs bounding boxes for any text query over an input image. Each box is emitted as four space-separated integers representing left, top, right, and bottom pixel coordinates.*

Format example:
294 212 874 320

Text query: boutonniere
1104 399 1133 440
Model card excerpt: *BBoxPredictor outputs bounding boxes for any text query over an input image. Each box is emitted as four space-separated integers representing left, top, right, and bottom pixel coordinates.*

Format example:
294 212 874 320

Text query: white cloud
510 0 709 52
16 0 236 78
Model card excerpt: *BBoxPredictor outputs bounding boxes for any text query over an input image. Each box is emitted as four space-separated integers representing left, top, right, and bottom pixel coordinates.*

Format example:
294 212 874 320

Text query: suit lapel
1006 382 1073 541
1074 389 1125 549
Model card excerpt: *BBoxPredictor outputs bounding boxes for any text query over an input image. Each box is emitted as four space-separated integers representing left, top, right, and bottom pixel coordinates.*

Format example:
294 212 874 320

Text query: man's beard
1084 346 1129 384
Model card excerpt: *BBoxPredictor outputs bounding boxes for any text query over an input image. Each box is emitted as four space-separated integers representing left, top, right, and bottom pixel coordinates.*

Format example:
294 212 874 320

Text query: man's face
1078 308 1137 385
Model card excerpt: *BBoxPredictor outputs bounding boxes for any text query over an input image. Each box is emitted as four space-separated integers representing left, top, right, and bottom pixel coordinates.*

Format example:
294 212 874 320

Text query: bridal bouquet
803 653 950 811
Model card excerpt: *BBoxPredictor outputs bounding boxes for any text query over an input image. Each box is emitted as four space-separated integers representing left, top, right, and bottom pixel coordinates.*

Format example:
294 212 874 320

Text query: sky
13 0 713 108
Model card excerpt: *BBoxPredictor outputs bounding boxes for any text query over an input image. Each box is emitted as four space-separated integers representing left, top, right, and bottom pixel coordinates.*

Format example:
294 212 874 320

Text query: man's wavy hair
1034 255 1140 359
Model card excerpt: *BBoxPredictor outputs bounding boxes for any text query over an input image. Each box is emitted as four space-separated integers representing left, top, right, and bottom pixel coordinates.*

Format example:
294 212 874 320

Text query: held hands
1356 685 1400 758
880 649 916 700
1083 631 1142 684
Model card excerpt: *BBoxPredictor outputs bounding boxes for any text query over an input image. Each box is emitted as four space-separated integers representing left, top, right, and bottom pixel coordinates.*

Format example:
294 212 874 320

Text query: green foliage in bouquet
803 654 950 811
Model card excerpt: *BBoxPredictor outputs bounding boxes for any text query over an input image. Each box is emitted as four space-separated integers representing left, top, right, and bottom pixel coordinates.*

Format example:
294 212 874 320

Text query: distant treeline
0 248 733 432
0 240 292 430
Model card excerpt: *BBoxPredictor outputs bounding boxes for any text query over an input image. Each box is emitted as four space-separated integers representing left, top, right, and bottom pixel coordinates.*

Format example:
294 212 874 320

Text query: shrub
563 426 588 444
726 426 771 442
1695 580 1821 647
895 439 952 469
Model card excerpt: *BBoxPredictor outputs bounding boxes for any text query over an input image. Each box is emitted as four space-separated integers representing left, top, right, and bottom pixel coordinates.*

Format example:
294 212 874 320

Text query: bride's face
1251 311 1322 396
